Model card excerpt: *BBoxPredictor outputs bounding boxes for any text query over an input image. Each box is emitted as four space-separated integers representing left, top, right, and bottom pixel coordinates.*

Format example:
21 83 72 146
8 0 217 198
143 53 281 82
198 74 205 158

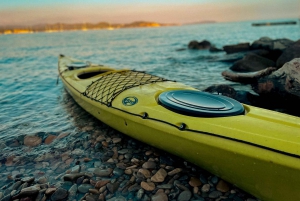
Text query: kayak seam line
110 106 300 159
58 70 300 159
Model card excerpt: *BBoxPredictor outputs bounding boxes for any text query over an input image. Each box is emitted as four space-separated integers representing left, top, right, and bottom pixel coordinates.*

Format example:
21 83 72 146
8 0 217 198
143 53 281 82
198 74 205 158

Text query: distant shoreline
0 21 217 35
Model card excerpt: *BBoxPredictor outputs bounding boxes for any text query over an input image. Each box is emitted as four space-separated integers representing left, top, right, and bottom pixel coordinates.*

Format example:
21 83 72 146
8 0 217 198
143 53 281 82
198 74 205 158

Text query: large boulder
223 43 250 54
254 58 300 98
188 40 211 50
251 37 294 51
276 40 300 67
230 53 275 72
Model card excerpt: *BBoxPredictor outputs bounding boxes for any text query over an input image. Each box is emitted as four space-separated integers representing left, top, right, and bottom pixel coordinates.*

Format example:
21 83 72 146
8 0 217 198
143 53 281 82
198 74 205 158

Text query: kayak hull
59 55 300 201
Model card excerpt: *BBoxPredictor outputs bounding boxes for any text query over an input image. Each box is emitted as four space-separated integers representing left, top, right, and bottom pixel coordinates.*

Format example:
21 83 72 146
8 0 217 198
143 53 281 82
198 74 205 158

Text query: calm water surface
0 20 299 149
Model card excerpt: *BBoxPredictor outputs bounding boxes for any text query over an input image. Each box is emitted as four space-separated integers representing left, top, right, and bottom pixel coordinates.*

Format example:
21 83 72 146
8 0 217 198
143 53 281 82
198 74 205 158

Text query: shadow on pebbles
0 124 259 201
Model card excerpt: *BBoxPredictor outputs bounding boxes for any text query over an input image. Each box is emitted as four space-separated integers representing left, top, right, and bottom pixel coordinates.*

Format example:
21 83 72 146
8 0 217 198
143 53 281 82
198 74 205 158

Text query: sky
0 0 299 26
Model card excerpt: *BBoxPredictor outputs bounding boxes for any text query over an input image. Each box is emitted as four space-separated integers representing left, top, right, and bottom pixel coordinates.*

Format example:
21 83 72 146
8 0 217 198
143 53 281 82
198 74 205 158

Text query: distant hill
184 20 216 25
0 21 179 35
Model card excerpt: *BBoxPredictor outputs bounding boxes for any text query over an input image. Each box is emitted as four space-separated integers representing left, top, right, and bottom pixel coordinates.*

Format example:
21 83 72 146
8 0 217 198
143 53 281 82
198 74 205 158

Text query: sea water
0 19 299 193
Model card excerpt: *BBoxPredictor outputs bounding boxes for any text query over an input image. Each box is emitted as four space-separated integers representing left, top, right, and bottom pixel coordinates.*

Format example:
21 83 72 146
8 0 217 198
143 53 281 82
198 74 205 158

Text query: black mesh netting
82 70 170 106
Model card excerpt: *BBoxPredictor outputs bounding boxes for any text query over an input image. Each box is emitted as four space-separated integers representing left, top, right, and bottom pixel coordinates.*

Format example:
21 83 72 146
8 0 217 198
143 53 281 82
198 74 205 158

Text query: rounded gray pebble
78 184 93 194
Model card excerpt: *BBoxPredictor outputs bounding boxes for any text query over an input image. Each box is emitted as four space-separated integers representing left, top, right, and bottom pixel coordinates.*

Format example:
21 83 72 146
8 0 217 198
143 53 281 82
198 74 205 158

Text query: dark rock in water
276 40 300 67
51 188 68 201
188 40 211 50
250 49 282 63
214 52 245 63
251 37 294 51
107 182 120 193
93 168 113 177
209 45 223 52
223 43 250 54
203 85 237 99
113 168 124 177
63 173 85 182
230 53 275 72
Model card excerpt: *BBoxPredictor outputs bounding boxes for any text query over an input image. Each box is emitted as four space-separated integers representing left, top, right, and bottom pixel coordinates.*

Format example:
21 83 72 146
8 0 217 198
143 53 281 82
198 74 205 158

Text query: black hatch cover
158 90 244 117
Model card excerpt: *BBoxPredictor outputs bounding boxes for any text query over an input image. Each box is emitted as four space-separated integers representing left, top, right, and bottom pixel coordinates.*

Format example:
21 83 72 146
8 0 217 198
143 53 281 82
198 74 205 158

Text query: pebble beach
0 94 259 201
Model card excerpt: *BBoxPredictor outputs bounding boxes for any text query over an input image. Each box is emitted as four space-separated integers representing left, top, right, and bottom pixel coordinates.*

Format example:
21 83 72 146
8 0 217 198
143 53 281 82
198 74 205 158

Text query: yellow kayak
58 55 300 201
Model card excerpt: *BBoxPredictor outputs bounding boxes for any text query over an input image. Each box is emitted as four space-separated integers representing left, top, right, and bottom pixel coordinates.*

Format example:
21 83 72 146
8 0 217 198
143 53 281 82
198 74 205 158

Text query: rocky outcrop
188 40 211 50
253 58 300 98
209 45 223 52
223 43 250 54
230 54 275 72
276 40 300 67
250 37 294 51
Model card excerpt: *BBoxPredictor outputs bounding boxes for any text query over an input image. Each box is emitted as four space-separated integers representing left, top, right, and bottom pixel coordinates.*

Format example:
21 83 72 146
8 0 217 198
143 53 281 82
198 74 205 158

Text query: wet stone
76 176 85 185
157 184 173 189
112 138 121 143
136 188 144 199
216 180 230 193
37 176 47 184
78 184 93 194
141 181 155 191
124 153 132 159
211 176 219 184
200 174 208 184
118 149 129 155
51 188 68 201
71 165 81 173
68 184 77 199
201 184 210 193
24 135 42 147
128 183 140 192
44 135 57 144
138 169 151 178
63 173 85 182
151 168 167 183
177 190 192 201
142 161 156 169
113 168 124 177
94 168 113 177
209 190 222 199
45 188 56 195
89 189 99 194
189 177 202 187
107 182 120 193
168 168 182 176
151 191 168 201
95 180 110 188
11 181 22 190
124 169 132 175
106 196 127 201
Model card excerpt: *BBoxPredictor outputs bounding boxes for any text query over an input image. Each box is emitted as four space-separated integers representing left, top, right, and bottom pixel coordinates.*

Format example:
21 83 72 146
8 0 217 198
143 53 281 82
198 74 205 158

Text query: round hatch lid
158 90 244 117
